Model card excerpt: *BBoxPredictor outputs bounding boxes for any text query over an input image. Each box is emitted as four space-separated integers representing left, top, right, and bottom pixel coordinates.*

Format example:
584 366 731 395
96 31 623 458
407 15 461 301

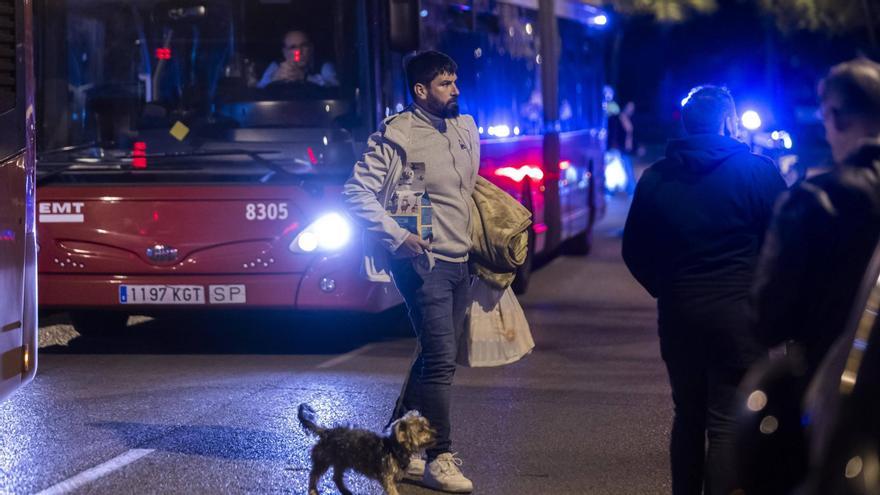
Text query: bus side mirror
388 0 419 52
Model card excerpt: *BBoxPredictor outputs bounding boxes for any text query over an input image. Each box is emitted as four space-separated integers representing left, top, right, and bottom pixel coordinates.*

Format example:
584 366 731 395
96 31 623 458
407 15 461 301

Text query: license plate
208 284 247 304
119 285 206 304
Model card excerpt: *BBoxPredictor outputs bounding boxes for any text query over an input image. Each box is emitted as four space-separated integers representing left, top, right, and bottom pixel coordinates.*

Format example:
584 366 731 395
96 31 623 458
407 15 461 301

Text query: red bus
1 0 37 400
35 0 607 335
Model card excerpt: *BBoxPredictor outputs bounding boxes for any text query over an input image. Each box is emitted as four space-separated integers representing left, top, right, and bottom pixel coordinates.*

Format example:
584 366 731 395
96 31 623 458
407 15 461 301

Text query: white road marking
36 448 155 495
315 343 378 369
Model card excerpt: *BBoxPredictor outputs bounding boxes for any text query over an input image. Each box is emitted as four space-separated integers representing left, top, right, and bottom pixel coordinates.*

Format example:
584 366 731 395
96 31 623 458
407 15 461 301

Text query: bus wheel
512 229 535 295
69 311 129 337
562 229 592 256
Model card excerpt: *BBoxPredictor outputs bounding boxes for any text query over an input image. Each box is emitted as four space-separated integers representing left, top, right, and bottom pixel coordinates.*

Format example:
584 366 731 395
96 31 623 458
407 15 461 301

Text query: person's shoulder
453 114 478 133
778 172 836 213
456 113 476 126
747 152 776 168
643 157 674 176
634 158 671 189
377 110 415 148
381 109 413 129
736 151 782 180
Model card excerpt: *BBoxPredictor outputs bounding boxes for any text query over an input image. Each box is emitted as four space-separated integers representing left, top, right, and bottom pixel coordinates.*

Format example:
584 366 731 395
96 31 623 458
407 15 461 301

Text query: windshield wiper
38 141 114 158
139 149 295 179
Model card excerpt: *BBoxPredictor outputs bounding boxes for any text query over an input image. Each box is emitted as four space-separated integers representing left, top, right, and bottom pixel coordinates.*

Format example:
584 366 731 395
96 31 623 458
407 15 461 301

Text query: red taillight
132 141 147 169
155 48 172 60
306 147 318 165
495 165 544 183
294 49 301 63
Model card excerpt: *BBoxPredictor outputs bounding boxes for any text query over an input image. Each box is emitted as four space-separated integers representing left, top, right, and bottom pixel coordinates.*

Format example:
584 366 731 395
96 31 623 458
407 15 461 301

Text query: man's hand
397 233 431 257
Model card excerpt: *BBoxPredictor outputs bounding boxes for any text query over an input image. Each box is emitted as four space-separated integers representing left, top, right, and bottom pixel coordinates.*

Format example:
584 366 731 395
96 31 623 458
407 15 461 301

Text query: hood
665 134 750 173
378 105 471 150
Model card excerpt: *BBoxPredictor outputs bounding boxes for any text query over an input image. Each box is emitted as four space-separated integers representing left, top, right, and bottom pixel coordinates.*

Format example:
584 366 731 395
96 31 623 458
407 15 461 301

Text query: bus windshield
37 0 366 180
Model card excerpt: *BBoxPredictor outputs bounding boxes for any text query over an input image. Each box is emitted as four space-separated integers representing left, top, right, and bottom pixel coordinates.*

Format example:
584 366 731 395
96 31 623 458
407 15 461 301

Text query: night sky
610 0 872 149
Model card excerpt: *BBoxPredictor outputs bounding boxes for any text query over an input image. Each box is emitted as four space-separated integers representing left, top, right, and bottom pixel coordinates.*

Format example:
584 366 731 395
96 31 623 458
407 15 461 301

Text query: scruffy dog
297 403 436 495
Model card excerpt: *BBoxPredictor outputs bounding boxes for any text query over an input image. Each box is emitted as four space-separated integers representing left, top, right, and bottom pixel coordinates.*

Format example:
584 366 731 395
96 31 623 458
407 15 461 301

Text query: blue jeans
389 258 470 460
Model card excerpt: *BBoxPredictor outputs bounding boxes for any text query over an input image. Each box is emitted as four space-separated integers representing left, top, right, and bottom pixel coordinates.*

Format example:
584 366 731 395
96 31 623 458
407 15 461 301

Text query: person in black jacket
752 58 880 374
622 85 787 495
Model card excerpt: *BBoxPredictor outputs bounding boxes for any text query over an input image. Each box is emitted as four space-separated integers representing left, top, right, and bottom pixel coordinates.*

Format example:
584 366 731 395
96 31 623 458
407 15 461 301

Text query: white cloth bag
457 278 534 367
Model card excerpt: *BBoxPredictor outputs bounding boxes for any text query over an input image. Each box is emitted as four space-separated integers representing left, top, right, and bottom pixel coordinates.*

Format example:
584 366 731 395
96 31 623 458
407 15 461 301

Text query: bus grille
0 0 14 114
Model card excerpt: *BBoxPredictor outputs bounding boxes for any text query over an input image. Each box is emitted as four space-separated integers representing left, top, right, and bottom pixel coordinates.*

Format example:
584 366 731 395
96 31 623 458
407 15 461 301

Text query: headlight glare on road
291 212 351 253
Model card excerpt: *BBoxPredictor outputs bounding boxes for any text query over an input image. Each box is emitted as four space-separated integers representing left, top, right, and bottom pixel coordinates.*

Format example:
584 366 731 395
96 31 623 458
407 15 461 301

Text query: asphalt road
0 195 672 495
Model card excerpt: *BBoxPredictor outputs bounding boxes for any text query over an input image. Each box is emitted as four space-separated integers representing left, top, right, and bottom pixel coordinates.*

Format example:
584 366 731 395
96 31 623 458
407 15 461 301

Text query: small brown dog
297 403 436 495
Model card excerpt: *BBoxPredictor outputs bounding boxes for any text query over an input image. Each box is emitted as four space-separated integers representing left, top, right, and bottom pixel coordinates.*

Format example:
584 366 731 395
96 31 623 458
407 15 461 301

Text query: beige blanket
469 176 532 289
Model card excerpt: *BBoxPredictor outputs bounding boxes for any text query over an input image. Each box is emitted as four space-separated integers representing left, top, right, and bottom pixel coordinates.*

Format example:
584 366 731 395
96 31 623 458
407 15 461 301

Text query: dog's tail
297 403 326 437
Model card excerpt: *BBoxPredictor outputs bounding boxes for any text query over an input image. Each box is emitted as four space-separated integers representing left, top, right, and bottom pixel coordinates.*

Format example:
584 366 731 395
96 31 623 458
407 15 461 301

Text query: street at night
2 0 879 493
1 198 672 494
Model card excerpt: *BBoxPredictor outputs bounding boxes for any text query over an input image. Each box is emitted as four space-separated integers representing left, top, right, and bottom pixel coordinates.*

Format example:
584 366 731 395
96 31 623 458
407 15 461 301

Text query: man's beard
427 97 460 118
443 100 460 118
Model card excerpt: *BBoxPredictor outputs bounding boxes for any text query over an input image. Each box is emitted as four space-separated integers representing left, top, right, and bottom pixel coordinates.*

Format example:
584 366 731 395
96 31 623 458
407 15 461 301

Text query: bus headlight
290 212 352 253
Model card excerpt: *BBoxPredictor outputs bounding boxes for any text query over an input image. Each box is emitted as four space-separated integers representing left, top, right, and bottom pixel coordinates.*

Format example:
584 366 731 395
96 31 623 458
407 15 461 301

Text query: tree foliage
767 0 880 50
601 0 719 23
757 0 877 35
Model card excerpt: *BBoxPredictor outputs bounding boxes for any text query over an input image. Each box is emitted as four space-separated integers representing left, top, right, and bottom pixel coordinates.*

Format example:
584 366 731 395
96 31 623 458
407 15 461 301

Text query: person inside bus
622 86 787 495
256 30 338 88
343 50 478 493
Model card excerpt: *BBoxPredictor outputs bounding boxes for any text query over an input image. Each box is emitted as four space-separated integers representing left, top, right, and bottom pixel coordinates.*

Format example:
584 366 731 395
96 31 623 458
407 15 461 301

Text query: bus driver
257 30 339 88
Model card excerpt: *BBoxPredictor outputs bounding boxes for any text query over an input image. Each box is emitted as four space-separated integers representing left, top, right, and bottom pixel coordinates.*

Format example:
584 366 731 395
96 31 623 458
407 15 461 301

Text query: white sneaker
405 454 425 479
422 452 474 493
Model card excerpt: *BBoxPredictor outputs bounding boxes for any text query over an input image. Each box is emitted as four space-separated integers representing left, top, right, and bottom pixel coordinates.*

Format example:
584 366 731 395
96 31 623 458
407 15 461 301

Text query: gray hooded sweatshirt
343 104 480 279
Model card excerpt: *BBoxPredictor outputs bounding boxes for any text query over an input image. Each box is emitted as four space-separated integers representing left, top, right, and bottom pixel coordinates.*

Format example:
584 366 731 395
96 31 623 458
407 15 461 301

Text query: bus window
38 0 367 179
558 17 605 132
419 0 543 138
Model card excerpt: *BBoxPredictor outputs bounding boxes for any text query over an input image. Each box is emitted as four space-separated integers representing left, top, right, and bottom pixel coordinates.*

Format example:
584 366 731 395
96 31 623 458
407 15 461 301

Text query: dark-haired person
753 58 880 374
622 86 787 495
343 50 478 493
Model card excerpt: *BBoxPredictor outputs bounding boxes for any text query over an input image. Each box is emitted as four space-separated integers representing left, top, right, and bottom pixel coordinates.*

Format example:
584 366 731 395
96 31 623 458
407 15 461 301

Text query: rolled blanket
469 176 532 290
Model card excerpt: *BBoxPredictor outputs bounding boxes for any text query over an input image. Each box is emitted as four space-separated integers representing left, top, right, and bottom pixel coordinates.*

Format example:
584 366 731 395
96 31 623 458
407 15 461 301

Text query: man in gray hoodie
343 51 478 493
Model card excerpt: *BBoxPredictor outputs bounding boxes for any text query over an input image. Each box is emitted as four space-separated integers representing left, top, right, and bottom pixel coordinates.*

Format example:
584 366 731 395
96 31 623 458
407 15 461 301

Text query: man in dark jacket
623 86 787 495
752 58 880 374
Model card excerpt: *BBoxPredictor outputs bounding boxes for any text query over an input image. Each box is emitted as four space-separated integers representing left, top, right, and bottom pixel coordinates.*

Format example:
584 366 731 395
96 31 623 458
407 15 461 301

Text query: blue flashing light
488 125 511 138
742 110 762 131
419 9 428 17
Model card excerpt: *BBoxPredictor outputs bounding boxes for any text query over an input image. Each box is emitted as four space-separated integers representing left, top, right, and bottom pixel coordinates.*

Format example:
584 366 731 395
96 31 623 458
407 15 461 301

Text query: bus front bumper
39 270 402 313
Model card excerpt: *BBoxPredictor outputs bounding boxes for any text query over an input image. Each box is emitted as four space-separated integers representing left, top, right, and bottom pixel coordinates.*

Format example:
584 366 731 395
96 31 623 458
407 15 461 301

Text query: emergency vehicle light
742 110 762 131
